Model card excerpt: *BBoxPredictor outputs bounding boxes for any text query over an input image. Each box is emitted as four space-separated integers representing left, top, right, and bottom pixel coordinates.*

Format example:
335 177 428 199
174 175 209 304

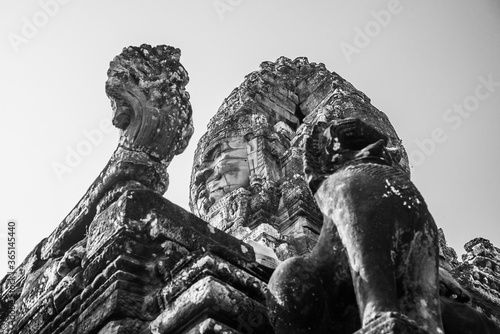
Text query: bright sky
1 0 499 278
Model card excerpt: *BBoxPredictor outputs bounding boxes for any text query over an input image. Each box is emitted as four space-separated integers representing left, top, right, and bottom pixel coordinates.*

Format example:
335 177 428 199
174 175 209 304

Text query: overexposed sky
1 0 499 277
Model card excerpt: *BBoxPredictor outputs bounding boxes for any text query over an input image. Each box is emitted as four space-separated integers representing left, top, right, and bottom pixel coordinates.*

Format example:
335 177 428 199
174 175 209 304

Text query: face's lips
208 184 236 194
209 187 224 194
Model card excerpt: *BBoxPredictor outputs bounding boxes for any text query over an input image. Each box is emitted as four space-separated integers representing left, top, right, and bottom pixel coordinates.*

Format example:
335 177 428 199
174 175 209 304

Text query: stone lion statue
267 118 500 334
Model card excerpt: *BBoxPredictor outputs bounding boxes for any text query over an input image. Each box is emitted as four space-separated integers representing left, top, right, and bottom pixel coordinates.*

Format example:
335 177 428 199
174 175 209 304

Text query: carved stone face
193 137 250 214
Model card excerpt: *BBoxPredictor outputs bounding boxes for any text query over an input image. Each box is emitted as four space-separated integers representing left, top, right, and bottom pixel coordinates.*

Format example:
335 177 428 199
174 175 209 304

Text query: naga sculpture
41 44 193 259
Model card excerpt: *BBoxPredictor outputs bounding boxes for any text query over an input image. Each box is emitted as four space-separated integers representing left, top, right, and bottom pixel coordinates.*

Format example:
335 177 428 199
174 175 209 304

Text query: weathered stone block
44 294 81 334
183 318 240 334
77 280 153 334
55 320 77 334
158 252 267 309
137 190 255 262
83 243 155 287
150 276 272 334
16 294 55 334
80 270 155 322
97 318 146 334
53 270 83 312
354 312 429 334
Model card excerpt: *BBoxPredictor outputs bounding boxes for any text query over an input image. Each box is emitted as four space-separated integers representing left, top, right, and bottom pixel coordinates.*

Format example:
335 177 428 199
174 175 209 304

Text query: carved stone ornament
41 44 193 260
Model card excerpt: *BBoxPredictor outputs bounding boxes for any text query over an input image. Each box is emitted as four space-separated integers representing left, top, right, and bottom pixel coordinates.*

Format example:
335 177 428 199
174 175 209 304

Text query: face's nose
207 166 223 186
194 167 214 186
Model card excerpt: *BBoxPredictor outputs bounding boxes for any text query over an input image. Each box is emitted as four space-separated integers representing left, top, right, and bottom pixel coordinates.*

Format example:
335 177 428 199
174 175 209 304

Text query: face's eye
205 146 222 162
206 171 222 183
194 168 214 185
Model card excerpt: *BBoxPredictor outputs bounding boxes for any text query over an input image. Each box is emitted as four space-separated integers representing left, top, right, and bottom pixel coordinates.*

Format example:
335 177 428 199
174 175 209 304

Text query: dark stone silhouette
269 118 444 333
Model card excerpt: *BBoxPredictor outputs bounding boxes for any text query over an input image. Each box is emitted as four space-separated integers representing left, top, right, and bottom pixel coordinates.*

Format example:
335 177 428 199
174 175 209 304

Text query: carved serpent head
105 44 194 165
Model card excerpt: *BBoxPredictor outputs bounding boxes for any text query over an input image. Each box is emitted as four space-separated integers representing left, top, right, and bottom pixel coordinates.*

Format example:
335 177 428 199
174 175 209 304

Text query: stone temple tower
189 56 409 266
